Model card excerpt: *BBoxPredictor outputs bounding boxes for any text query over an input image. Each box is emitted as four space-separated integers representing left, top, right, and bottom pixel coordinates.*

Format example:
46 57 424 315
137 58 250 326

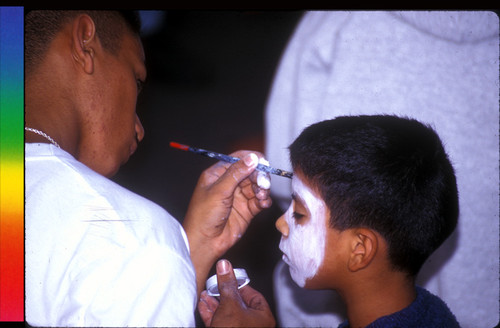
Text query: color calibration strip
0 7 24 322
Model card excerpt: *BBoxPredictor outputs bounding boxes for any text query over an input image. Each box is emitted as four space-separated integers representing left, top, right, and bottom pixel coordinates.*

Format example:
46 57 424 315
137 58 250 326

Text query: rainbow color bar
0 7 24 322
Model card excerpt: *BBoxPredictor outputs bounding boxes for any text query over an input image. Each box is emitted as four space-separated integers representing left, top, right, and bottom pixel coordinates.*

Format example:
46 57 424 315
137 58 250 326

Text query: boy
275 115 460 327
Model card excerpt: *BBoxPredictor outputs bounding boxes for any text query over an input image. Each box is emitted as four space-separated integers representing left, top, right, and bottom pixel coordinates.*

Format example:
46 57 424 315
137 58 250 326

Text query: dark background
111 10 304 320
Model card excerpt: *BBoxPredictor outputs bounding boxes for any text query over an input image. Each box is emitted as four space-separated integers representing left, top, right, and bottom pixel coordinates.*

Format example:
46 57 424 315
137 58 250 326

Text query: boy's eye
292 212 305 220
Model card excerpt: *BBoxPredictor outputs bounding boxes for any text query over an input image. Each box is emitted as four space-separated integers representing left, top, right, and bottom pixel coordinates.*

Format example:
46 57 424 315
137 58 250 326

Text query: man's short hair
25 10 141 76
289 115 459 277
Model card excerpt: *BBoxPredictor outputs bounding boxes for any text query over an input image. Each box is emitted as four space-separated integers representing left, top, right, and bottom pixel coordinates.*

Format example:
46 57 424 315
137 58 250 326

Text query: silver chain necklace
25 127 61 148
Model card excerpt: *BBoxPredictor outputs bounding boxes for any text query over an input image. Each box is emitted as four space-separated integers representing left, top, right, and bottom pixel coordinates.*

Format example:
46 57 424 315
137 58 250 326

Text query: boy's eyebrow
291 192 308 215
291 192 303 204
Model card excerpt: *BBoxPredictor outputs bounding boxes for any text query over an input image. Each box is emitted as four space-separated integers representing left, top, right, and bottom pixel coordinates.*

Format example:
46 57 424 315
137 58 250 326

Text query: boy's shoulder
338 286 460 328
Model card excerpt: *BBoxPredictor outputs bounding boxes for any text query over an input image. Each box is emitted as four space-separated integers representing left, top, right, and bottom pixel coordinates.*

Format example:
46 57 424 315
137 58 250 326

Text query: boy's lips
282 254 290 266
280 249 291 266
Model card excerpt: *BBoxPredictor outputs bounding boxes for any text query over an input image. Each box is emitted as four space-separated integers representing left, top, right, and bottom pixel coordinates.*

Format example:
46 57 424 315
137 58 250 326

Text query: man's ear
71 14 96 74
347 228 378 272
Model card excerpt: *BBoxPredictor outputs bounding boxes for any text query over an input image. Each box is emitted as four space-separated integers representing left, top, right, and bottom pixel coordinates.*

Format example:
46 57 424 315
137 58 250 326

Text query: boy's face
276 171 329 288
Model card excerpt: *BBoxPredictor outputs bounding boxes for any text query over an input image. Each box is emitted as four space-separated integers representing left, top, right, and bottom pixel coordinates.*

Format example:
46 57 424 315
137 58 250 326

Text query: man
25 10 274 327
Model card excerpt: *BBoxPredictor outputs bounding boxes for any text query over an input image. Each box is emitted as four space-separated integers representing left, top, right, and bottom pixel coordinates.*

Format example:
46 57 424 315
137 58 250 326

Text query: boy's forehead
292 171 316 193
291 173 330 225
291 174 322 204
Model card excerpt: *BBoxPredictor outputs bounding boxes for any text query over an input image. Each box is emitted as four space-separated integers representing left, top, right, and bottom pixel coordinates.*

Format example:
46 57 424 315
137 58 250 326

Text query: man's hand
182 151 272 295
198 259 276 327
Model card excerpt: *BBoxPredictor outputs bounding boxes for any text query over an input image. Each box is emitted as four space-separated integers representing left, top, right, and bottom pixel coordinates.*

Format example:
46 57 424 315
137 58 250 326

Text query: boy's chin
289 268 321 289
288 267 306 288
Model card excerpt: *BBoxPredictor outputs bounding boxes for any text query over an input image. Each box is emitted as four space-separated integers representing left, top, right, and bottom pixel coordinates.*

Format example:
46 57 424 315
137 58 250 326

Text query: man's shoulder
25 143 179 234
27 143 162 210
26 143 188 254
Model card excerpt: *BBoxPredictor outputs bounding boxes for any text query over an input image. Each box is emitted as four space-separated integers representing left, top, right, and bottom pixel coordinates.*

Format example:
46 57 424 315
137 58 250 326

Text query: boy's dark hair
25 10 141 76
289 115 459 277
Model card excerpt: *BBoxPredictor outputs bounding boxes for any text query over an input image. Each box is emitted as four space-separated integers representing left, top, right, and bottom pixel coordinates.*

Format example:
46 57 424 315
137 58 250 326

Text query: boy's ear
71 14 96 74
347 228 378 272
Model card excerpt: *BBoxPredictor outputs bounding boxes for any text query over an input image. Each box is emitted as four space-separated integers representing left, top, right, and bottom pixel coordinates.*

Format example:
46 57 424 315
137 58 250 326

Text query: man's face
79 31 146 177
276 172 328 288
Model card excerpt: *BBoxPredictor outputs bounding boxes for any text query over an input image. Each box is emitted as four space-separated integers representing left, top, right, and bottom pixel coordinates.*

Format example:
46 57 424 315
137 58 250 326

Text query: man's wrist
185 229 221 294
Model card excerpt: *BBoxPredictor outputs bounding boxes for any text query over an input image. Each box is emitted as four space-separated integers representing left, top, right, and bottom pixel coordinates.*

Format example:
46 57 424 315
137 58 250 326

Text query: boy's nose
275 214 289 237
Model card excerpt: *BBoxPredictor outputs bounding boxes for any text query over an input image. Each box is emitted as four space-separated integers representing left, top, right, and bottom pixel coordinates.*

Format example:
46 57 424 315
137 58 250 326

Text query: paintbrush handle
170 142 293 179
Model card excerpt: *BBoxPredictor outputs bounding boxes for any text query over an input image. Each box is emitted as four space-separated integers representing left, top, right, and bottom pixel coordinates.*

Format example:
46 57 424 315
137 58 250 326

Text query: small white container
206 268 250 297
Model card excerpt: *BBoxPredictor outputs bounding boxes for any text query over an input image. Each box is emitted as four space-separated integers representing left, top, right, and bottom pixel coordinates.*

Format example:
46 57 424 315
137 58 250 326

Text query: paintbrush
169 141 293 178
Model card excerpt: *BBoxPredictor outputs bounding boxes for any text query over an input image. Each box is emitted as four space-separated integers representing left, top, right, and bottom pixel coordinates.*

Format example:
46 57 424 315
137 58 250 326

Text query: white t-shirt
25 143 197 327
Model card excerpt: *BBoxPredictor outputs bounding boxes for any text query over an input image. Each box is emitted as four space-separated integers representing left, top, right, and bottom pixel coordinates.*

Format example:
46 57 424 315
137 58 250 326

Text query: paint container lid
206 268 250 297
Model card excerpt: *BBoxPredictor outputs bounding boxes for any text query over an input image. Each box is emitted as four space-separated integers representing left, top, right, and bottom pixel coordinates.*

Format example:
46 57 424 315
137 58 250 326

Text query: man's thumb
216 259 243 303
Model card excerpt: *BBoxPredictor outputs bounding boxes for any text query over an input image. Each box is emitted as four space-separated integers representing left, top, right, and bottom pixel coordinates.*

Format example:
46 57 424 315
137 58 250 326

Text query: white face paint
256 158 271 189
279 175 327 287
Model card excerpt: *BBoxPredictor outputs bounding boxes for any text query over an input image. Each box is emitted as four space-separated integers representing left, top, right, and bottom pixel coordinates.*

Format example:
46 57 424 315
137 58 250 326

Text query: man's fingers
207 259 277 327
212 153 259 196
239 285 272 311
216 259 244 305
198 290 219 326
